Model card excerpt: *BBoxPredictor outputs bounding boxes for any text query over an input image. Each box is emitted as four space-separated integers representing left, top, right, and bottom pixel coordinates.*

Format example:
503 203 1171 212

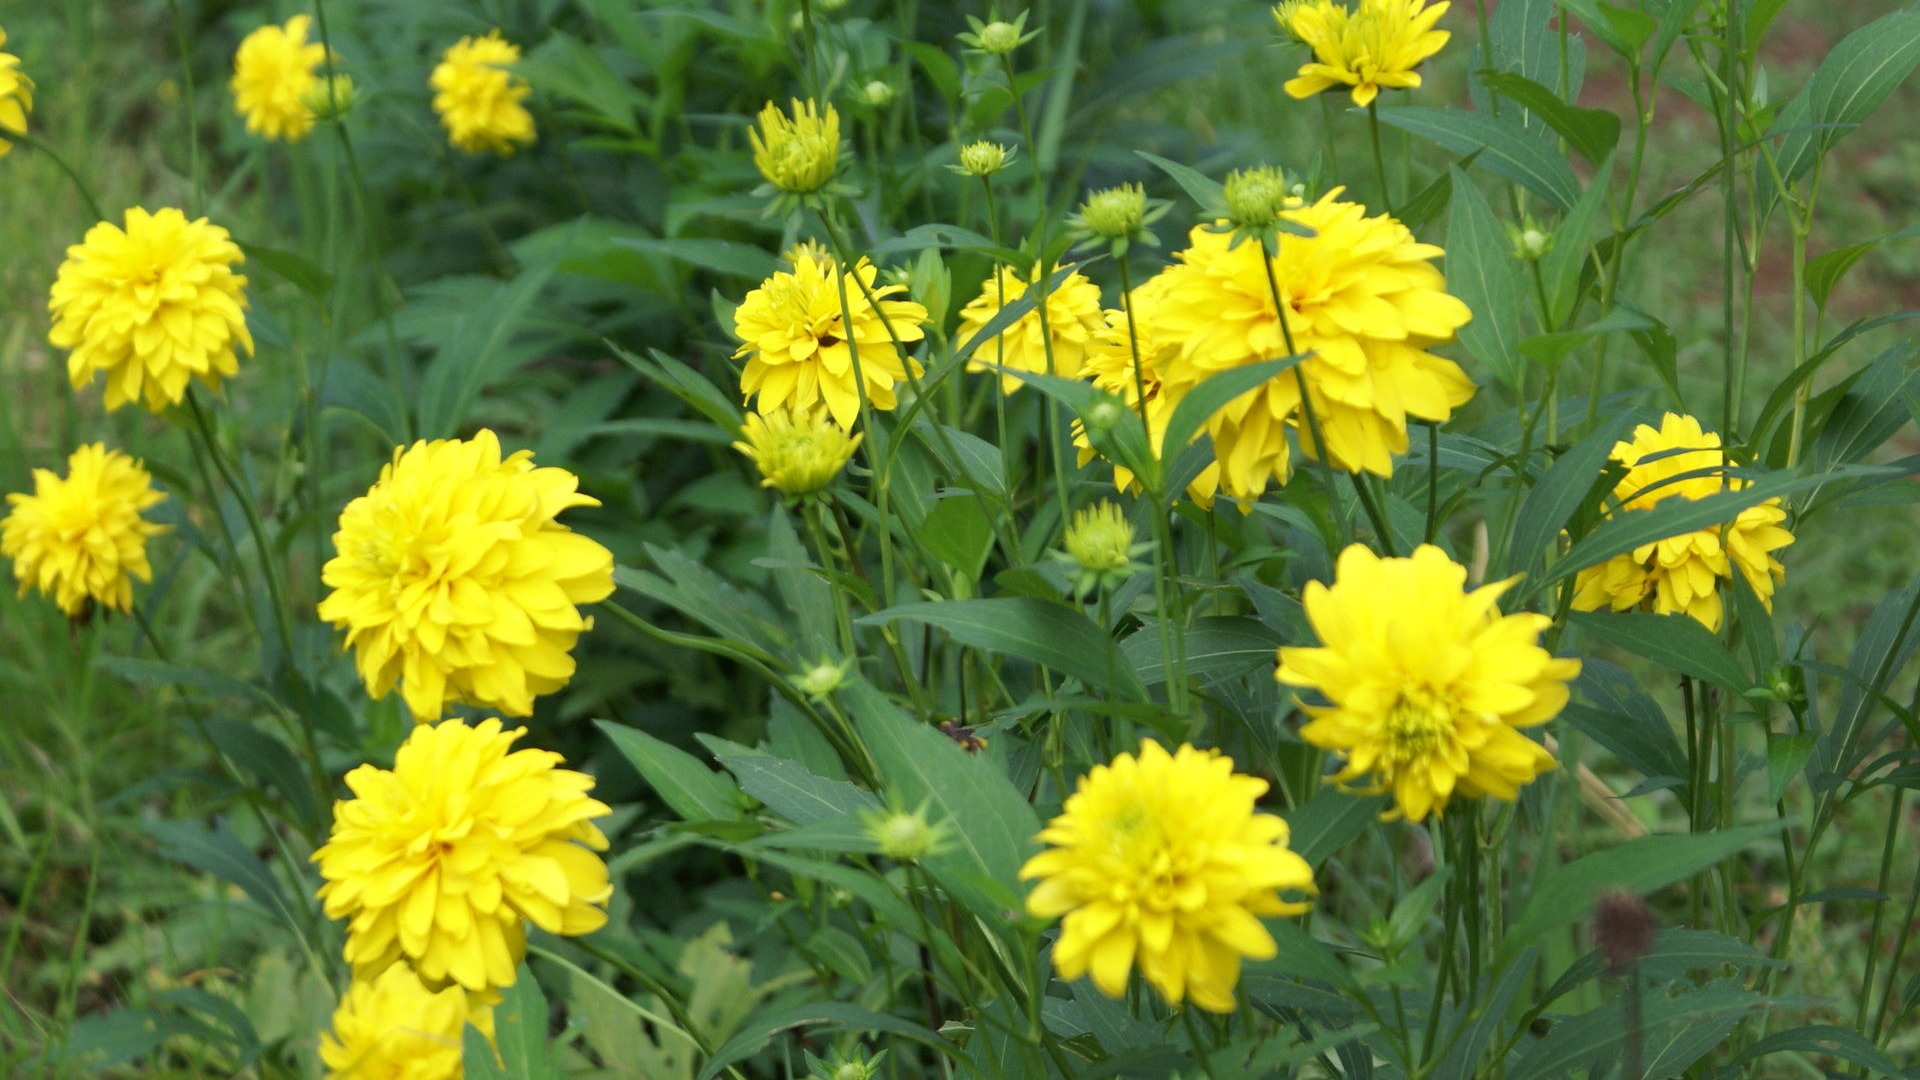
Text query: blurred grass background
2 0 1918 1072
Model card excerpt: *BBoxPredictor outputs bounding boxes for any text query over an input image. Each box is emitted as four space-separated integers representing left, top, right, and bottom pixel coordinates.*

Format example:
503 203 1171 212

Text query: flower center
1385 688 1455 763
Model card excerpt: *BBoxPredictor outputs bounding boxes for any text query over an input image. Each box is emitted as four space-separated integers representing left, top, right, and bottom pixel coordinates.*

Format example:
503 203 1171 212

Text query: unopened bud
956 140 1011 177
1077 184 1148 242
857 80 896 108
977 20 1022 53
302 74 357 122
1224 165 1292 229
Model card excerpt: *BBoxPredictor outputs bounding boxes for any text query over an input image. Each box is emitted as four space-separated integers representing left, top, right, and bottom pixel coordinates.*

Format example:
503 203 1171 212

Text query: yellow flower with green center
1281 0 1451 108
733 407 863 498
1276 544 1578 822
2 444 166 617
431 30 535 155
1571 413 1794 632
1154 188 1474 499
0 27 35 157
316 429 614 722
318 963 468 1079
230 15 326 142
1021 740 1316 1012
732 250 928 429
50 207 254 413
313 718 613 993
958 263 1107 393
750 99 840 194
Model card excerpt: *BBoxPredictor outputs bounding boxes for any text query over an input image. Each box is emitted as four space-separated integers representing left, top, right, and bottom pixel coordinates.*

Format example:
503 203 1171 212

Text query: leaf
1286 787 1390 869
611 345 743 434
1135 151 1227 212
238 242 333 299
1538 160 1612 329
1734 1024 1906 1077
1447 167 1528 390
1515 307 1652 365
618 546 786 654
1814 340 1920 470
1377 106 1582 210
1770 10 1920 193
613 235 778 279
1812 577 1920 800
1510 986 1767 1080
1569 612 1751 692
415 254 563 437
464 967 562 1080
198 718 321 830
1156 356 1306 498
1807 241 1877 311
1767 731 1818 805
713 753 880 826
761 508 836 655
861 598 1146 699
1505 406 1647 580
143 819 308 939
1478 71 1621 164
921 496 995 582
1505 824 1774 950
596 720 744 823
697 1000 967 1080
841 679 1040 923
1120 616 1284 687
1432 951 1536 1080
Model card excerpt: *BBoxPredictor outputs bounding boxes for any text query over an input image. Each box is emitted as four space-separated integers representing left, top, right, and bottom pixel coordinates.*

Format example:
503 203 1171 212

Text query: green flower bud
857 80 896 108
1224 165 1292 230
977 20 1022 53
956 140 1012 177
1077 184 1148 242
302 74 357 122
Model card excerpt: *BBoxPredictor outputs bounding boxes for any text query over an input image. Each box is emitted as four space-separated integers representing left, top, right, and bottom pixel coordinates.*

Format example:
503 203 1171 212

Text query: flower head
954 140 1012 177
303 73 358 123
431 30 535 156
733 407 863 498
316 430 615 723
962 13 1035 55
1282 0 1451 108
2 444 166 617
1570 413 1794 631
733 251 928 428
313 718 613 992
50 207 253 413
0 27 35 157
1153 190 1474 499
1222 165 1300 231
959 263 1107 393
751 99 840 194
1277 544 1578 822
1021 741 1315 1012
319 963 468 1080
231 15 326 142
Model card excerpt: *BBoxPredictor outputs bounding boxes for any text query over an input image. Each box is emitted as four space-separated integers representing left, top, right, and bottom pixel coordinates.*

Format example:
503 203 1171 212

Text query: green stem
1367 101 1395 215
16 133 106 221
162 0 204 214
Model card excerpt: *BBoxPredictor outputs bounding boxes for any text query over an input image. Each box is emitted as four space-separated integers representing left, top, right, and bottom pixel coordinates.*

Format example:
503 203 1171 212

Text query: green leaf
1504 406 1647 580
1770 10 1920 193
1736 1024 1907 1076
1286 788 1390 869
464 967 562 1080
1564 660 1688 795
238 242 333 299
1538 156 1612 329
841 679 1040 923
611 345 743 434
1377 107 1582 210
1569 611 1751 692
1156 356 1306 499
198 718 321 830
144 819 308 939
613 236 778 279
1814 340 1920 470
415 253 563 437
1478 71 1620 164
1135 151 1227 212
760 508 836 656
1505 823 1775 950
617 547 786 654
1446 167 1528 390
697 1000 968 1080
1511 987 1767 1080
596 720 744 823
1767 731 1818 805
861 598 1146 699
1806 241 1877 311
1119 616 1284 687
921 495 995 581
1515 307 1651 365
714 753 880 826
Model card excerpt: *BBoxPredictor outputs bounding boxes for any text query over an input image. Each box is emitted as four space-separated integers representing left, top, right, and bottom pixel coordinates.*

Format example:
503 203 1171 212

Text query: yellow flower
0 27 35 157
1282 0 1451 108
958 263 1107 393
50 207 254 413
2 444 166 617
733 407 863 497
1073 275 1221 503
230 15 326 142
431 30 535 156
1154 189 1473 499
316 430 615 723
318 963 468 1080
751 98 840 194
1571 413 1794 632
1276 544 1577 822
733 250 928 429
1021 740 1315 1013
313 718 613 993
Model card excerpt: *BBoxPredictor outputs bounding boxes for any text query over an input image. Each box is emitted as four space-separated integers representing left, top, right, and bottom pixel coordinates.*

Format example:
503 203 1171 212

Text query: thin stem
162 0 204 214
1367 101 1395 215
1856 788 1906 1031
16 133 106 221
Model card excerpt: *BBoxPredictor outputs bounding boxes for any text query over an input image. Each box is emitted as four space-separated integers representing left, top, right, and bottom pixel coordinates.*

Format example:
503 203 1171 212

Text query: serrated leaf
596 720 744 823
715 753 879 826
862 598 1145 698
1479 71 1621 164
1378 106 1582 210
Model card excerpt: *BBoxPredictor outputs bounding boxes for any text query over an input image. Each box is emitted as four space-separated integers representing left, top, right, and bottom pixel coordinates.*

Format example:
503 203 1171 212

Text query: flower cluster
2 444 166 618
732 250 929 428
316 429 615 723
230 15 326 142
1277 544 1579 821
0 26 33 157
1279 0 1452 108
1571 412 1795 631
1022 740 1317 1012
50 207 254 413
432 30 537 156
